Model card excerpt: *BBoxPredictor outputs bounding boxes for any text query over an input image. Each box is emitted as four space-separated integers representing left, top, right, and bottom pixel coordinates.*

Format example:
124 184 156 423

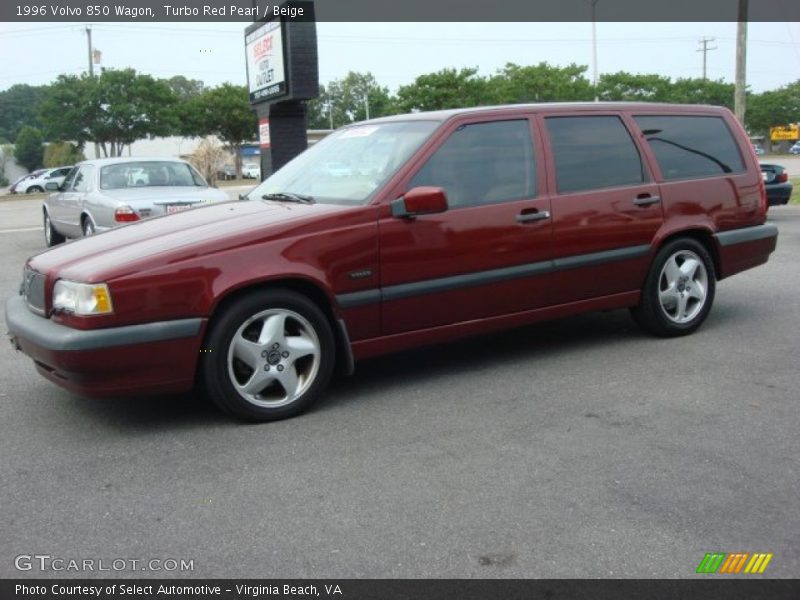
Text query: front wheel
631 238 716 337
202 290 335 421
44 211 66 247
27 186 44 194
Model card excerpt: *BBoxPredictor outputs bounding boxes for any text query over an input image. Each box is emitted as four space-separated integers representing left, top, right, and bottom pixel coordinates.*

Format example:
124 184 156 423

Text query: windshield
100 161 206 190
247 120 439 205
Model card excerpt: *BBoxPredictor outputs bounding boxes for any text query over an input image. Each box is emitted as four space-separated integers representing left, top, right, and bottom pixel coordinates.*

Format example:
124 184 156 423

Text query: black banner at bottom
3 579 800 600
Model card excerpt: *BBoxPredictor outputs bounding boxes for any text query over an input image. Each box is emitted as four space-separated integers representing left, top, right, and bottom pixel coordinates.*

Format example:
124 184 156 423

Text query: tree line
2 64 798 174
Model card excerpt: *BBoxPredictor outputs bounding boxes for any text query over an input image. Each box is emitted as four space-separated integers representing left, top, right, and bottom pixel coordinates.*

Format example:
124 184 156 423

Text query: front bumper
5 295 207 397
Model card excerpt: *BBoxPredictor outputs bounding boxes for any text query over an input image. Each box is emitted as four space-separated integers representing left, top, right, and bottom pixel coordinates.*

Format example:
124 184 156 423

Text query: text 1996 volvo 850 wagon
6 103 778 421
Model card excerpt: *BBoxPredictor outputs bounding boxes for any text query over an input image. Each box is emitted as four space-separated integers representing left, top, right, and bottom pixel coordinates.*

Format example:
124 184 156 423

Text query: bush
14 126 44 171
43 141 85 168
189 138 226 185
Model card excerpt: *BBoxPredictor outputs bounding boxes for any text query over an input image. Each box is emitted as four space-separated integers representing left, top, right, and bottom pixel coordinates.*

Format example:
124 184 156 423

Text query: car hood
29 199 358 282
100 186 229 204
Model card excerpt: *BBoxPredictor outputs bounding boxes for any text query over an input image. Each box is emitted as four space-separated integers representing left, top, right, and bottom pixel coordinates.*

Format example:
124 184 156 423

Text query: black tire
631 238 716 337
43 210 66 247
202 289 335 421
82 217 96 237
27 186 44 194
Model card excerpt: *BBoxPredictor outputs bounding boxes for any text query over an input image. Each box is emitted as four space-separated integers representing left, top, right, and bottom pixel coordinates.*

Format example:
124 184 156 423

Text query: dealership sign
246 20 287 103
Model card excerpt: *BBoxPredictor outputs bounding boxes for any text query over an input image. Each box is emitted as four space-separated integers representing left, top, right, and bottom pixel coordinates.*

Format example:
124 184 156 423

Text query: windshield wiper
262 192 315 204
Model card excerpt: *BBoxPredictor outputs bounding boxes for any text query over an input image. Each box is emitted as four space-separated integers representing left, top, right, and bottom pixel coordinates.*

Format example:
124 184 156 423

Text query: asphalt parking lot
0 200 798 579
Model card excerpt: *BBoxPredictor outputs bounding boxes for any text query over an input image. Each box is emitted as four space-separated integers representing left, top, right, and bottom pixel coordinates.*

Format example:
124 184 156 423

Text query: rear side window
545 115 644 194
634 115 745 180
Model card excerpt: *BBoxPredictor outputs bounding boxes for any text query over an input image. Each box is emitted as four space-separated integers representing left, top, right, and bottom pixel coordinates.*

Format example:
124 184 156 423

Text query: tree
596 71 674 102
306 73 394 129
14 126 44 171
38 69 179 157
0 84 48 142
164 75 206 101
43 141 86 168
489 62 594 103
670 78 735 109
188 84 257 178
747 80 800 137
396 67 489 112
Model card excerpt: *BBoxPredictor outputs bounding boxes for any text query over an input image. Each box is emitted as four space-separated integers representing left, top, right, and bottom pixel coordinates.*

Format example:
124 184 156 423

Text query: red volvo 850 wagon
6 103 778 421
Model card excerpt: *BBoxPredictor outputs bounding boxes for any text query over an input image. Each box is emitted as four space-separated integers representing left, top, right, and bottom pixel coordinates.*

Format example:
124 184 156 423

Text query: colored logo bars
696 552 773 574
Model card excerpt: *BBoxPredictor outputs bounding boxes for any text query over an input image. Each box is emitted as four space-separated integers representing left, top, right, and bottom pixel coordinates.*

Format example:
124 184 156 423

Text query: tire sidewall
637 238 716 337
202 289 335 421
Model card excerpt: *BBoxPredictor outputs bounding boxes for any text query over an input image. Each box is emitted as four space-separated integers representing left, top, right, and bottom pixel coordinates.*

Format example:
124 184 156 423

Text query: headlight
53 280 114 316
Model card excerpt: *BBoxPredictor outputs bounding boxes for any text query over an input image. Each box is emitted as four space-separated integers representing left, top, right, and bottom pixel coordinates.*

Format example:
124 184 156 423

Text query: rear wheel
27 186 44 194
43 211 65 247
82 217 96 237
632 238 716 337
202 290 335 421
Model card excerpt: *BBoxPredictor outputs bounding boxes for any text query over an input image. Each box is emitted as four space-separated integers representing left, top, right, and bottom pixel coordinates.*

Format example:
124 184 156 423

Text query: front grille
21 267 46 315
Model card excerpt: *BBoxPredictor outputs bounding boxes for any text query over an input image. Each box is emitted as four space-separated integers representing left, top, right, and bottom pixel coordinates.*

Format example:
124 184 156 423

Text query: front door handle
516 210 550 223
632 195 661 207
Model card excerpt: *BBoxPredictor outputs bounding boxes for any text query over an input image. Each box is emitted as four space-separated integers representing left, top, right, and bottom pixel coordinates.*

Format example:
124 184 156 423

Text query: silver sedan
43 157 230 246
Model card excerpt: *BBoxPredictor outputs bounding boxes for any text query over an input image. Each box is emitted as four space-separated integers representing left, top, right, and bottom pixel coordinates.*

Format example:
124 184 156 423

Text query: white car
242 163 261 179
17 166 73 194
790 141 800 155
43 157 229 246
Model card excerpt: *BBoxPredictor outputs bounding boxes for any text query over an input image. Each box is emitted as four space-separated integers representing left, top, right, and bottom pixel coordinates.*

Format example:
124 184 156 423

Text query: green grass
791 177 800 205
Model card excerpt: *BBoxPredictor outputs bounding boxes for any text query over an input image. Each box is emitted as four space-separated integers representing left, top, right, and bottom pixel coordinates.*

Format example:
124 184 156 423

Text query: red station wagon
5 103 778 421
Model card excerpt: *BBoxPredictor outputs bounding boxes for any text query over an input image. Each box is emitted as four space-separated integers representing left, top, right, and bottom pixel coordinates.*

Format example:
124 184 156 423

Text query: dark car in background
760 163 793 206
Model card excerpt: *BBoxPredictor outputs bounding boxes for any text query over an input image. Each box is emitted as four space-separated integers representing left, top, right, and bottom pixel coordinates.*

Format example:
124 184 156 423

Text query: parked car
789 141 800 155
41 157 229 245
217 165 237 180
753 144 765 156
6 103 778 422
760 163 793 206
242 163 261 179
8 169 47 194
15 167 72 194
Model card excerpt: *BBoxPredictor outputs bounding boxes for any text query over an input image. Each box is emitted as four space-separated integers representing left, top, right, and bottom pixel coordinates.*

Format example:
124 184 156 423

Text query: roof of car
360 102 731 125
77 156 190 167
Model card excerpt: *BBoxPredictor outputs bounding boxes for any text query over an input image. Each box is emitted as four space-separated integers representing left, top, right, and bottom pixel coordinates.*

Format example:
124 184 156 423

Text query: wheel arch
653 228 721 280
204 277 354 376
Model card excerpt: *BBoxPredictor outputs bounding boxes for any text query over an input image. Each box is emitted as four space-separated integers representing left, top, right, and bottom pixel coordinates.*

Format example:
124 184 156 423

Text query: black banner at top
3 0 800 22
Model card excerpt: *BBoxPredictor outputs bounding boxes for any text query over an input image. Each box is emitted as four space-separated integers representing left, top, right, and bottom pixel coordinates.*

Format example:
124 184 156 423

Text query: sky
0 21 798 94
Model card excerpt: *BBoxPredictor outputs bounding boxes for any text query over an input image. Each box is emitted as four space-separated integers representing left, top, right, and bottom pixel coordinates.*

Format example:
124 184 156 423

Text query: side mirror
45 182 60 191
391 186 448 218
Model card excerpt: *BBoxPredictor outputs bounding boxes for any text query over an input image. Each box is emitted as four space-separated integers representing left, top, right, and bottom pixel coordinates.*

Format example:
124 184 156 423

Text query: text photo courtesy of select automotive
1 2 800 586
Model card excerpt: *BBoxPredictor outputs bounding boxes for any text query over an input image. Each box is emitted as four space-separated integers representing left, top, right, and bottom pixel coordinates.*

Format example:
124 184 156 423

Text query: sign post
244 1 318 180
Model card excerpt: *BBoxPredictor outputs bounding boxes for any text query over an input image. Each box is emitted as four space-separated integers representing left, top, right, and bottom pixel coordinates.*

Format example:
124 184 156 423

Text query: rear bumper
5 295 206 397
766 183 792 206
714 223 778 280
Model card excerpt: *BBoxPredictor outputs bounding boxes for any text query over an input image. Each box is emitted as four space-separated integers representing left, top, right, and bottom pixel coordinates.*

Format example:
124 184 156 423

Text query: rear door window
545 115 645 193
633 115 745 180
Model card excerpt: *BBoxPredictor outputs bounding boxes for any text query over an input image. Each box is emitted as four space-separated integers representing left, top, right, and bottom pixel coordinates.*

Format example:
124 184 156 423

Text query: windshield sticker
340 126 379 139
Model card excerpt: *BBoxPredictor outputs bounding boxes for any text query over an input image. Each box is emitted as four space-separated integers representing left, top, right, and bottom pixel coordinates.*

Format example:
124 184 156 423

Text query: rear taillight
776 172 788 183
758 177 768 216
114 206 140 223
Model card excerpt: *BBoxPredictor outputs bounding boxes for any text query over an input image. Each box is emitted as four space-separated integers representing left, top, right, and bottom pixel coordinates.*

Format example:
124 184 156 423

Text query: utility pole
590 0 599 101
85 25 101 158
734 0 748 125
85 25 93 77
696 37 717 80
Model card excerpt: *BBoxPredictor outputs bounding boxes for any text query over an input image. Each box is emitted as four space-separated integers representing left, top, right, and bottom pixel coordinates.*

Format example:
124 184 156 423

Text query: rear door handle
516 210 550 223
632 195 661 207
